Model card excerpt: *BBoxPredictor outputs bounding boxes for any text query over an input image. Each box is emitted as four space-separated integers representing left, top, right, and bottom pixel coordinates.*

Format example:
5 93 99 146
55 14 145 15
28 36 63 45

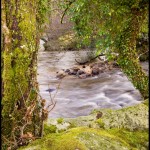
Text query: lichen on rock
94 103 148 131
19 101 148 150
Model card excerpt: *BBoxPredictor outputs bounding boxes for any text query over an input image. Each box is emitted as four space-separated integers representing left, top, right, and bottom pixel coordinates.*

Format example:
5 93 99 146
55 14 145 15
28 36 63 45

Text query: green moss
18 127 149 150
142 99 149 106
68 122 77 128
18 102 148 150
108 128 148 150
44 124 57 134
96 119 105 128
57 118 64 124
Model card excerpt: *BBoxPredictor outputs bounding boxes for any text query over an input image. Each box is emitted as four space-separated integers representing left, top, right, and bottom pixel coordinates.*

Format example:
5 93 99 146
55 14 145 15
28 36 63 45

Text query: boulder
19 101 148 150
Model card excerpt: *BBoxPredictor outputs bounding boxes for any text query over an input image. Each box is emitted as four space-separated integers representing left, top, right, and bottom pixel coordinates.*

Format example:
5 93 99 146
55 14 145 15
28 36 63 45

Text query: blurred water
37 40 148 118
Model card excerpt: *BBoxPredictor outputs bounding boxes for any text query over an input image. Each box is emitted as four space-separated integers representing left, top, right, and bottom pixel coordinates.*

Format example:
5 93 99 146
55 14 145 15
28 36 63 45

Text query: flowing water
37 40 148 118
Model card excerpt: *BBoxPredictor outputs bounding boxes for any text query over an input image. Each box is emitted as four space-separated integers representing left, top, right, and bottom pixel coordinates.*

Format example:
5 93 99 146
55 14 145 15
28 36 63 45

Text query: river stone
83 66 92 75
56 70 67 79
68 69 77 75
77 70 85 76
72 66 80 72
65 69 70 73
78 74 87 79
92 67 100 75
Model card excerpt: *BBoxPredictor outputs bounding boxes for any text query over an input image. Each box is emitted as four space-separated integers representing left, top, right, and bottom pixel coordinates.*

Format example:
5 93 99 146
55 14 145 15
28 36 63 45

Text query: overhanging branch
61 0 76 24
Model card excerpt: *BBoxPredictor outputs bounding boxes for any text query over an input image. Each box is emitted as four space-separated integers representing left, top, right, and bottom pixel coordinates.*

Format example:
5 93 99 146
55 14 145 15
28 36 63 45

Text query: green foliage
57 118 64 124
36 0 50 27
44 124 57 134
61 0 149 98
96 119 105 128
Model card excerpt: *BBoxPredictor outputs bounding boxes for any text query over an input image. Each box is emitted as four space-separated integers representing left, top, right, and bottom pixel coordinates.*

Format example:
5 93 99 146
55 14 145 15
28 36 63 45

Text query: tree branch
61 0 76 24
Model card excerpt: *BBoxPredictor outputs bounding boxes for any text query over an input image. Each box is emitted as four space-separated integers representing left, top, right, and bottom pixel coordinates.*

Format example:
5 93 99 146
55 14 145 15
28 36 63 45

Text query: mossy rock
95 103 148 131
19 127 148 150
45 102 148 132
45 118 70 134
44 32 78 51
19 102 148 150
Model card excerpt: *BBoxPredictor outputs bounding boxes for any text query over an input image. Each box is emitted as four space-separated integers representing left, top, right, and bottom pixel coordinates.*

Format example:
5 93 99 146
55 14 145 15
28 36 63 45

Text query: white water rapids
37 40 148 118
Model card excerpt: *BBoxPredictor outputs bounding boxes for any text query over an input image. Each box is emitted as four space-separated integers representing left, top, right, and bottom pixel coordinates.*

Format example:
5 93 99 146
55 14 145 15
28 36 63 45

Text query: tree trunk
1 0 45 149
117 7 148 99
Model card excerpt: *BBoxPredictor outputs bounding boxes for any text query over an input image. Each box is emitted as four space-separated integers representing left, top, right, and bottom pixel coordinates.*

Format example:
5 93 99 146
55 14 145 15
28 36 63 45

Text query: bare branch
61 0 76 24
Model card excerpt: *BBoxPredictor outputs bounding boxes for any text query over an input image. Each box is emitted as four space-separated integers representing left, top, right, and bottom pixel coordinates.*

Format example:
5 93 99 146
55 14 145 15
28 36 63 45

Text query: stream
37 40 148 118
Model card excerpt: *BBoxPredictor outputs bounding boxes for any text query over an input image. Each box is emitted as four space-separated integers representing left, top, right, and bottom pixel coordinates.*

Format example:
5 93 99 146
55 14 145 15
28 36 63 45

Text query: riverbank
19 100 148 150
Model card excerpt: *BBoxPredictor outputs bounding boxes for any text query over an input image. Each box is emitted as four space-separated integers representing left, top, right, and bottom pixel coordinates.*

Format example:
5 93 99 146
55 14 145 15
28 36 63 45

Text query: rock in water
56 70 67 79
83 66 92 76
68 69 77 75
77 70 85 76
46 88 56 93
72 66 80 72
92 67 100 75
78 74 87 79
65 69 70 73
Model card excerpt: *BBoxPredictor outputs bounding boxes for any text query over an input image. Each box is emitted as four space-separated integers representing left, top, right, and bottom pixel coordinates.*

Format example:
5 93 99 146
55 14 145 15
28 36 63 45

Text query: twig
61 0 76 24
48 101 57 112
2 135 16 145
46 79 62 110
138 50 149 59
48 83 54 105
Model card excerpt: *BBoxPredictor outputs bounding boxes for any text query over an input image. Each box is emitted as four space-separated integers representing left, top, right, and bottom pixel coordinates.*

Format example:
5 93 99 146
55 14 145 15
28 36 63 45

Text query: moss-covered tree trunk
117 6 148 99
1 0 49 149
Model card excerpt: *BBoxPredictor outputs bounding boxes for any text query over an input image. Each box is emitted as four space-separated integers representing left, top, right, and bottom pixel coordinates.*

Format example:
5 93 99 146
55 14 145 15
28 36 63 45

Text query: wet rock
83 66 92 75
86 73 92 77
77 70 85 76
68 69 77 75
72 66 80 72
92 68 100 75
65 69 70 73
56 70 67 79
99 68 104 73
91 63 99 68
78 74 87 79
